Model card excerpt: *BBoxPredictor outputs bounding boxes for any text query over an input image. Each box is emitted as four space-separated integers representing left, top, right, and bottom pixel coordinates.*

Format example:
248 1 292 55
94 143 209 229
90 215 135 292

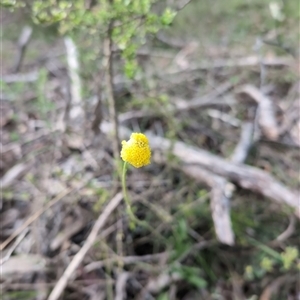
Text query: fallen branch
115 272 130 300
13 26 32 73
0 228 29 265
230 122 254 163
1 71 38 83
273 215 296 243
181 166 235 245
101 123 299 218
0 163 31 189
207 109 241 127
150 134 299 217
237 85 279 141
259 274 294 300
47 192 123 300
104 21 120 162
168 56 292 74
209 121 254 245
146 272 181 294
0 189 72 251
64 37 84 123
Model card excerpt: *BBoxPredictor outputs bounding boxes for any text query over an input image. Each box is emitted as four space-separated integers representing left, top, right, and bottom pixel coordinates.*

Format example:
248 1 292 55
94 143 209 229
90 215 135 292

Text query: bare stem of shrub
104 20 120 165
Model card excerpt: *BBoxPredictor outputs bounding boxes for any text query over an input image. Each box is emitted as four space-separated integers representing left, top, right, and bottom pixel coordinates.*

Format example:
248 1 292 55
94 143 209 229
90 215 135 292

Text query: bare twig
0 189 72 251
115 272 130 300
0 163 31 189
101 123 299 218
47 193 123 300
1 254 47 278
91 95 103 135
13 26 32 72
150 134 299 217
230 122 254 163
181 166 235 245
175 0 193 11
64 36 84 123
0 228 29 265
207 109 241 127
168 56 292 74
259 274 294 300
273 215 296 243
209 121 254 245
237 85 279 141
104 21 120 161
1 71 38 83
279 99 300 135
209 177 235 245
146 273 182 294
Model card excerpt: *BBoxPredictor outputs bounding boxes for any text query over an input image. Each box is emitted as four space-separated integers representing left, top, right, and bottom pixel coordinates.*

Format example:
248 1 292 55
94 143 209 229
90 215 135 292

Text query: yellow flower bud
120 133 151 168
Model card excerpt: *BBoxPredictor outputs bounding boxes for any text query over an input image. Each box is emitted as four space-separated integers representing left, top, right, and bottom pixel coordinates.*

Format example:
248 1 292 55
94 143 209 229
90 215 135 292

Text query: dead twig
273 215 296 243
146 272 182 294
114 272 130 300
13 26 32 73
0 228 29 265
101 123 299 218
206 121 254 245
1 71 39 83
259 274 294 300
230 122 254 163
181 166 235 245
91 95 103 135
104 21 120 162
168 56 292 74
151 134 299 217
0 163 31 189
209 176 235 245
47 192 123 300
237 85 279 141
1 254 47 278
64 36 84 124
0 189 72 251
207 109 241 127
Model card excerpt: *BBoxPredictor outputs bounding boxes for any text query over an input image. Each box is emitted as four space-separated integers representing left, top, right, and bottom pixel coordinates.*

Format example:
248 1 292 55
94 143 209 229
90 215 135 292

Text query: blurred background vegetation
1 0 299 299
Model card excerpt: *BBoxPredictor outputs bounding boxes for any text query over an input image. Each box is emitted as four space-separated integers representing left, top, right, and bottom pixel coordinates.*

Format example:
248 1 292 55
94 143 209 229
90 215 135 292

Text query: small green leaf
161 8 177 25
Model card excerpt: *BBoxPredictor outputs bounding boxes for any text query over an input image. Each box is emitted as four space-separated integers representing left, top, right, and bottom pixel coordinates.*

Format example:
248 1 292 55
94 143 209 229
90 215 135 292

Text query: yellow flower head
120 133 151 168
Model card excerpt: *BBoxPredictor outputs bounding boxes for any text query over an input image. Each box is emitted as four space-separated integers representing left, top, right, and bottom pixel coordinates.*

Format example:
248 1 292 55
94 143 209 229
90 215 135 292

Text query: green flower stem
122 162 154 231
121 161 137 223
121 162 165 242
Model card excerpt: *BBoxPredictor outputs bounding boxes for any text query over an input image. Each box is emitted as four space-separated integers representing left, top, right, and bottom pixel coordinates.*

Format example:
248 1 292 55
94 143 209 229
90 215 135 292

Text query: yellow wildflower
120 133 151 168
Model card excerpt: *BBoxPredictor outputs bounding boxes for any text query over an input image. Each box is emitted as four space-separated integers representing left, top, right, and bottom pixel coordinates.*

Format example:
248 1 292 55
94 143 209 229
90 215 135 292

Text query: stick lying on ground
13 26 32 73
180 166 235 245
101 122 299 219
207 121 254 245
149 133 299 218
236 85 279 141
64 36 84 123
47 193 123 300
159 124 253 246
